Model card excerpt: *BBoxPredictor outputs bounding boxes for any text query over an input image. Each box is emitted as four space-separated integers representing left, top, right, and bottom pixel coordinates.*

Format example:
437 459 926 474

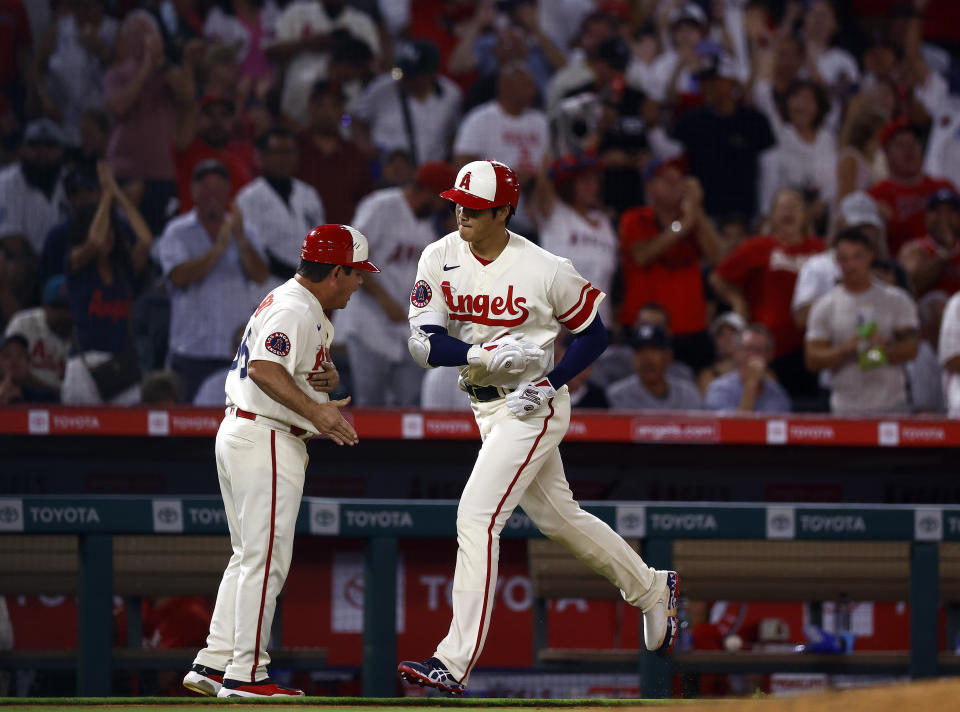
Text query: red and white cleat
217 677 305 697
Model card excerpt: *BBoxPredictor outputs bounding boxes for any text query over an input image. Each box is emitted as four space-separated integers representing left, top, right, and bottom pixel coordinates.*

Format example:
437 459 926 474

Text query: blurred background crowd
2 0 960 417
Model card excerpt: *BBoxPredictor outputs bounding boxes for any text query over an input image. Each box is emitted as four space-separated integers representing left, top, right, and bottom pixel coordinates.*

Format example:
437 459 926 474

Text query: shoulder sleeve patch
264 331 291 357
411 280 433 308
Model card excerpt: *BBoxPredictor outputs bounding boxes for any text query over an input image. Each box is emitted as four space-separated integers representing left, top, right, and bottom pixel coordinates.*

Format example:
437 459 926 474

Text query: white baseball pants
193 413 307 682
433 388 667 683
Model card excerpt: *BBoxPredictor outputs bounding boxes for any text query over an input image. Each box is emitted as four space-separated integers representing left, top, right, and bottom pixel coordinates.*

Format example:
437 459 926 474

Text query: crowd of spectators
2 0 960 418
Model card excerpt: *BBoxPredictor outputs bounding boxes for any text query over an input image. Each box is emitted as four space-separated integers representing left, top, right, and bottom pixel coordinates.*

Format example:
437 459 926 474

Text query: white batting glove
506 378 557 418
467 334 544 374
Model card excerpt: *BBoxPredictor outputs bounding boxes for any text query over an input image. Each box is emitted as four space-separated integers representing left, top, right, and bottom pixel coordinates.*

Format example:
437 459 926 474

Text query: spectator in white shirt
35 0 117 146
0 119 68 257
799 0 859 102
454 61 548 236
269 0 381 124
336 161 454 405
531 151 617 325
940 291 960 417
758 79 837 223
3 275 72 398
155 160 269 401
642 3 708 104
792 191 886 330
805 227 919 415
237 127 325 284
351 39 462 165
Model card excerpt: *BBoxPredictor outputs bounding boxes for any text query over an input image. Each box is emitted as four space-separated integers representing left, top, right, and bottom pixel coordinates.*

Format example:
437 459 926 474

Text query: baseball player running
398 160 679 695
183 224 378 698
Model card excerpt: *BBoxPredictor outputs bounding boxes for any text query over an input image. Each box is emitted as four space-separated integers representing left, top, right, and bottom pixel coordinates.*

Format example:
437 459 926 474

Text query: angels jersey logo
441 281 529 326
265 331 291 356
411 280 432 307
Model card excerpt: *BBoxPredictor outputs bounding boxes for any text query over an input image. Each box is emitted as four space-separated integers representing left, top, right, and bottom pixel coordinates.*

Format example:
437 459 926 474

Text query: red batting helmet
440 160 520 211
300 224 380 272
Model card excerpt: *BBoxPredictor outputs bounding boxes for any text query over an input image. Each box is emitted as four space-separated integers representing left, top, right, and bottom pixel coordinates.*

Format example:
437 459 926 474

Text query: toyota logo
314 509 335 526
0 506 20 524
918 516 939 533
770 514 791 531
157 507 179 524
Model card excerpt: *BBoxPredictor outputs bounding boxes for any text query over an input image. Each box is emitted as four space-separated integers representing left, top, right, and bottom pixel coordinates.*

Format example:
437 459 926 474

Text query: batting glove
467 334 544 374
506 378 557 418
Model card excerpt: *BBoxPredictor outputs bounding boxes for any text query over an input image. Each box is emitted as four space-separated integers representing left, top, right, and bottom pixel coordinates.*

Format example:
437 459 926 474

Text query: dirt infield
639 677 960 712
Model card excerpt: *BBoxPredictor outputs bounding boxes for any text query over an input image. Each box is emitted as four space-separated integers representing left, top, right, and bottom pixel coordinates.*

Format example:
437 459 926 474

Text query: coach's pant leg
434 399 565 683
222 427 306 683
518 445 666 612
194 423 244 671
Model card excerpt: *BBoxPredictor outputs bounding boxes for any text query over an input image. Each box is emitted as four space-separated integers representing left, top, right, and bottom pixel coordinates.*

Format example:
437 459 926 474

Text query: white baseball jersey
236 177 325 271
336 188 438 359
408 230 604 387
4 307 69 390
225 278 332 433
536 201 618 325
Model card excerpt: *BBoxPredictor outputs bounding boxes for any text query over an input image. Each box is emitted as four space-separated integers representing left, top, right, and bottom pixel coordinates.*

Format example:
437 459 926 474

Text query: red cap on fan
440 160 520 210
300 224 380 272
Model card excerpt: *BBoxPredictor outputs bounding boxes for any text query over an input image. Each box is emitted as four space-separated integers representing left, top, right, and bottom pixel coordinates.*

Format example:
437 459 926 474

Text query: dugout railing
1 497 960 697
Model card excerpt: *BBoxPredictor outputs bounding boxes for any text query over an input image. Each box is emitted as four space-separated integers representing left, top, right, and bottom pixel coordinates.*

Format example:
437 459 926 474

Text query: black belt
463 384 513 402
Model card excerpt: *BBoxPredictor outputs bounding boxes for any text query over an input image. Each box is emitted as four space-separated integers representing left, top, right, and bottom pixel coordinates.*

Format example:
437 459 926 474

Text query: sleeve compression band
421 316 608 382
546 316 609 388
421 325 471 366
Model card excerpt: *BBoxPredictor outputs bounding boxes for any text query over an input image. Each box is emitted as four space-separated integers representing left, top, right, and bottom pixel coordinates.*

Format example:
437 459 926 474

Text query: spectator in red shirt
899 188 960 297
868 119 956 256
710 188 825 399
618 155 722 371
296 79 374 225
172 94 254 214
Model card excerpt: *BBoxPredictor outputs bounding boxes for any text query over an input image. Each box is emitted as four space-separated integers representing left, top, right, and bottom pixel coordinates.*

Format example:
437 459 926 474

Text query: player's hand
506 378 557 418
311 396 358 446
307 361 339 392
467 334 544 374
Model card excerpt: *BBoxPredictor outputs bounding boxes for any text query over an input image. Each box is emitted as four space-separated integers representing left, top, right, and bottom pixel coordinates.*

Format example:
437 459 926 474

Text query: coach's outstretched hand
312 396 358 446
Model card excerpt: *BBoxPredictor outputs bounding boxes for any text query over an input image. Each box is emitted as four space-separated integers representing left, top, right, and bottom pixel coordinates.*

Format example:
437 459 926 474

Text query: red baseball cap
300 224 380 272
880 118 919 148
415 161 457 194
440 160 520 210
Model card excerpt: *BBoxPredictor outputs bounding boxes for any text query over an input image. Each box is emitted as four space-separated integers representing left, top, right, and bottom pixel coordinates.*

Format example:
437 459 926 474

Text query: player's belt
462 384 514 402
228 407 311 439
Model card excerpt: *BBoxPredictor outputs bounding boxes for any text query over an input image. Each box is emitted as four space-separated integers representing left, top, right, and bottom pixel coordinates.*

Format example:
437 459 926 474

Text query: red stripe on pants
252 430 278 681
460 401 555 683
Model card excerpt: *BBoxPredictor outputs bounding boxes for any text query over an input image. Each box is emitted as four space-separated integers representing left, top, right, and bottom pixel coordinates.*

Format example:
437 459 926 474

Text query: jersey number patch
411 280 432 307
265 331 291 357
230 328 251 379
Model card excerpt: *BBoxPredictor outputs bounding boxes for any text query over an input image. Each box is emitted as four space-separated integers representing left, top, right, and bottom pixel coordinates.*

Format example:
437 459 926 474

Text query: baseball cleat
182 663 224 696
398 657 465 695
217 677 304 697
643 571 680 658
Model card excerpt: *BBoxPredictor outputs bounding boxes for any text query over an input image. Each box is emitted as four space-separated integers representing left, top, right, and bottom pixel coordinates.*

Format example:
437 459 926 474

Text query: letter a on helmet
440 160 520 210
